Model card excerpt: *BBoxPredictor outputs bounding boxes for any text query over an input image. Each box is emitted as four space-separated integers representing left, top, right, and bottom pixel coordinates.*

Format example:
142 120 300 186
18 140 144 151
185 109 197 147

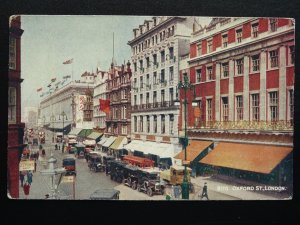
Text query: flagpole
72 60 73 82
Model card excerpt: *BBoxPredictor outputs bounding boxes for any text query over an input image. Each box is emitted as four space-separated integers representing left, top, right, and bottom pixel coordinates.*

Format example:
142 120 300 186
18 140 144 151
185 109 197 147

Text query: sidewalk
191 176 292 200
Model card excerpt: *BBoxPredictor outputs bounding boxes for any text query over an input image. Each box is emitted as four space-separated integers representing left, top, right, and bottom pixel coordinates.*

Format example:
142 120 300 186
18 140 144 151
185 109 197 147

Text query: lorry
160 165 192 185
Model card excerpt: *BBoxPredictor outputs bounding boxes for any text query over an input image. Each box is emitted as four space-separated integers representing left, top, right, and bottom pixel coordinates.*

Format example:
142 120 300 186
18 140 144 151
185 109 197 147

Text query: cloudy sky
21 15 211 115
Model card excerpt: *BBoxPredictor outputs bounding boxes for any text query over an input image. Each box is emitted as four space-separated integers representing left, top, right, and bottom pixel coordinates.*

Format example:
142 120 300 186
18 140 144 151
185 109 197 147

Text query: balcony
131 101 178 113
121 81 131 88
160 80 167 88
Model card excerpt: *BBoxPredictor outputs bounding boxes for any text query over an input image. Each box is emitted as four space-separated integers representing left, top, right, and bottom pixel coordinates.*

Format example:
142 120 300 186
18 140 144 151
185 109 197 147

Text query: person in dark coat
200 182 209 200
27 171 33 185
19 172 25 187
42 149 46 156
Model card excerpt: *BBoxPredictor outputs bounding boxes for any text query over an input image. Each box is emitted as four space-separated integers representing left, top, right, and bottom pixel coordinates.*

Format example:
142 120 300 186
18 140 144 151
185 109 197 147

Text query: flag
47 84 51 88
63 58 73 64
63 75 71 79
99 99 110 113
51 78 56 82
37 87 42 92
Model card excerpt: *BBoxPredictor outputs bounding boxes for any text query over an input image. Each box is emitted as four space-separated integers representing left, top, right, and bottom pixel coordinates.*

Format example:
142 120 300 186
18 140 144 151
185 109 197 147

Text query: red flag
63 58 73 64
99 99 110 113
37 87 42 92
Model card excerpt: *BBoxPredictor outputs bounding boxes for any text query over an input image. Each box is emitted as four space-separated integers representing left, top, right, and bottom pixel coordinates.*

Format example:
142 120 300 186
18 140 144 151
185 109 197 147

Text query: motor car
122 165 140 189
109 160 128 183
90 188 120 200
62 155 76 176
88 152 104 172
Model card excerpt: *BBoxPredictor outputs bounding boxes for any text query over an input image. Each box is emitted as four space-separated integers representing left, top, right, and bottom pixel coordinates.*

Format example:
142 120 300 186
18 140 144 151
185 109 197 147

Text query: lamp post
59 111 68 142
50 114 56 143
174 73 198 200
40 152 66 199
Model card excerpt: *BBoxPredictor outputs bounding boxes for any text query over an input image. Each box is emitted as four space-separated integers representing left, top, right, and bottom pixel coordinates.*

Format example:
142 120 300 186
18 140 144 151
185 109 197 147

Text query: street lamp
50 114 56 143
59 111 68 142
174 73 198 200
40 152 66 199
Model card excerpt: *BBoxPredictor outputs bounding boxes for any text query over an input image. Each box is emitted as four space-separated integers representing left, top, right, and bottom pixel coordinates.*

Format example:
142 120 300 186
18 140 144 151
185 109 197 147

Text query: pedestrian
34 159 37 173
36 151 39 161
19 172 25 187
27 171 33 185
42 149 46 157
199 182 209 200
55 144 58 150
23 181 30 199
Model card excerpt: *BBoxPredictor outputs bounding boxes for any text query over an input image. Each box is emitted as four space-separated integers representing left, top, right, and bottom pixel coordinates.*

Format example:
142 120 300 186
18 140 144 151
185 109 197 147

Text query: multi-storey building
8 16 25 198
93 68 109 132
177 17 294 186
39 71 95 132
105 62 132 138
127 16 197 165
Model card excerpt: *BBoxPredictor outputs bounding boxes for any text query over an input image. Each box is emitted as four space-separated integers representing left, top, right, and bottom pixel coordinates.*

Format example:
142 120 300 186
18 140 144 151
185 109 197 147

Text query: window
206 99 212 121
155 35 158 44
154 115 157 133
134 78 137 88
140 76 143 88
207 40 213 53
152 36 154 46
269 91 278 121
252 23 259 38
169 47 174 59
9 37 16 70
169 88 174 102
161 90 165 103
197 43 202 56
134 63 137 72
146 57 150 68
290 46 295 65
161 115 165 134
196 69 201 82
161 51 165 63
270 18 277 32
222 97 229 121
236 96 243 121
122 125 127 135
153 18 157 26
222 34 228 48
146 92 150 105
251 94 260 121
169 67 174 81
236 29 242 43
207 66 213 80
153 54 157 66
8 87 16 123
134 116 137 132
252 54 260 72
153 91 157 103
170 114 174 134
222 63 229 78
269 50 278 68
153 72 157 84
147 116 150 133
139 60 143 71
140 94 143 105
140 116 143 132
289 89 294 123
161 69 165 82
146 74 150 86
236 59 244 75
134 95 137 106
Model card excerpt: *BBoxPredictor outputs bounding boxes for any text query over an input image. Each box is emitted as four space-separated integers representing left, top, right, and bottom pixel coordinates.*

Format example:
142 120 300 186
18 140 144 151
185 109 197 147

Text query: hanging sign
61 175 75 183
19 160 35 171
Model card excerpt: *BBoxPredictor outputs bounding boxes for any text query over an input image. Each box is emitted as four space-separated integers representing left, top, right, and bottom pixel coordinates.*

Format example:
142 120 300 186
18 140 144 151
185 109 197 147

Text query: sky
21 15 211 115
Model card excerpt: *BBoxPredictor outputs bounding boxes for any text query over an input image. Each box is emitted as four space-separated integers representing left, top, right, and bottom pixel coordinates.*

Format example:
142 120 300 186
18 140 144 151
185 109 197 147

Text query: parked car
137 168 165 197
88 152 104 172
109 160 128 183
90 188 120 200
122 165 140 190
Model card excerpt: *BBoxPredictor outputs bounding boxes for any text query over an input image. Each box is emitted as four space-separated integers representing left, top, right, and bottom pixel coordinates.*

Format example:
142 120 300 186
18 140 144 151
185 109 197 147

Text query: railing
190 120 293 131
131 101 178 112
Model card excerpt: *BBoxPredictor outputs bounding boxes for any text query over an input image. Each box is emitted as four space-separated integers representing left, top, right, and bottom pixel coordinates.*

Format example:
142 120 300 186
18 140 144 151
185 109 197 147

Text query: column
137 116 140 132
260 50 267 121
157 114 162 135
143 115 147 133
173 114 179 136
150 115 154 133
279 45 287 120
215 63 221 121
243 55 250 120
165 114 170 135
228 59 234 121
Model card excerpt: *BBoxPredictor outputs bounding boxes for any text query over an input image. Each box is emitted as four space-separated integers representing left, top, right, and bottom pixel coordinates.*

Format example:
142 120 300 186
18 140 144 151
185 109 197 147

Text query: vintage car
122 165 140 189
109 160 128 183
103 155 115 175
137 168 165 197
62 155 76 176
90 188 120 200
88 152 104 172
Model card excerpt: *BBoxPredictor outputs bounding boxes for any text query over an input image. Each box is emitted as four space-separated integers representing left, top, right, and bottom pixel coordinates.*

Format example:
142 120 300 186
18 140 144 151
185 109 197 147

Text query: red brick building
106 61 132 139
8 16 25 198
177 18 294 186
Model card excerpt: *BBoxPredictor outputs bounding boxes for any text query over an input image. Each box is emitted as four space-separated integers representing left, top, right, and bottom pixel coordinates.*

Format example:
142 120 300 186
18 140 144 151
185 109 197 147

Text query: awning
68 128 82 136
175 140 213 162
123 140 145 152
77 129 93 138
87 132 103 141
56 132 63 136
98 137 107 145
109 136 128 150
102 136 116 148
68 135 77 139
199 142 293 174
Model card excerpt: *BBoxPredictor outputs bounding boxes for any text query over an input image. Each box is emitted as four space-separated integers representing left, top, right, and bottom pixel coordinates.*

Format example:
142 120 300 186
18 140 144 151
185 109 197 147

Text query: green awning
87 132 103 140
109 136 128 150
77 129 93 138
68 128 82 136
